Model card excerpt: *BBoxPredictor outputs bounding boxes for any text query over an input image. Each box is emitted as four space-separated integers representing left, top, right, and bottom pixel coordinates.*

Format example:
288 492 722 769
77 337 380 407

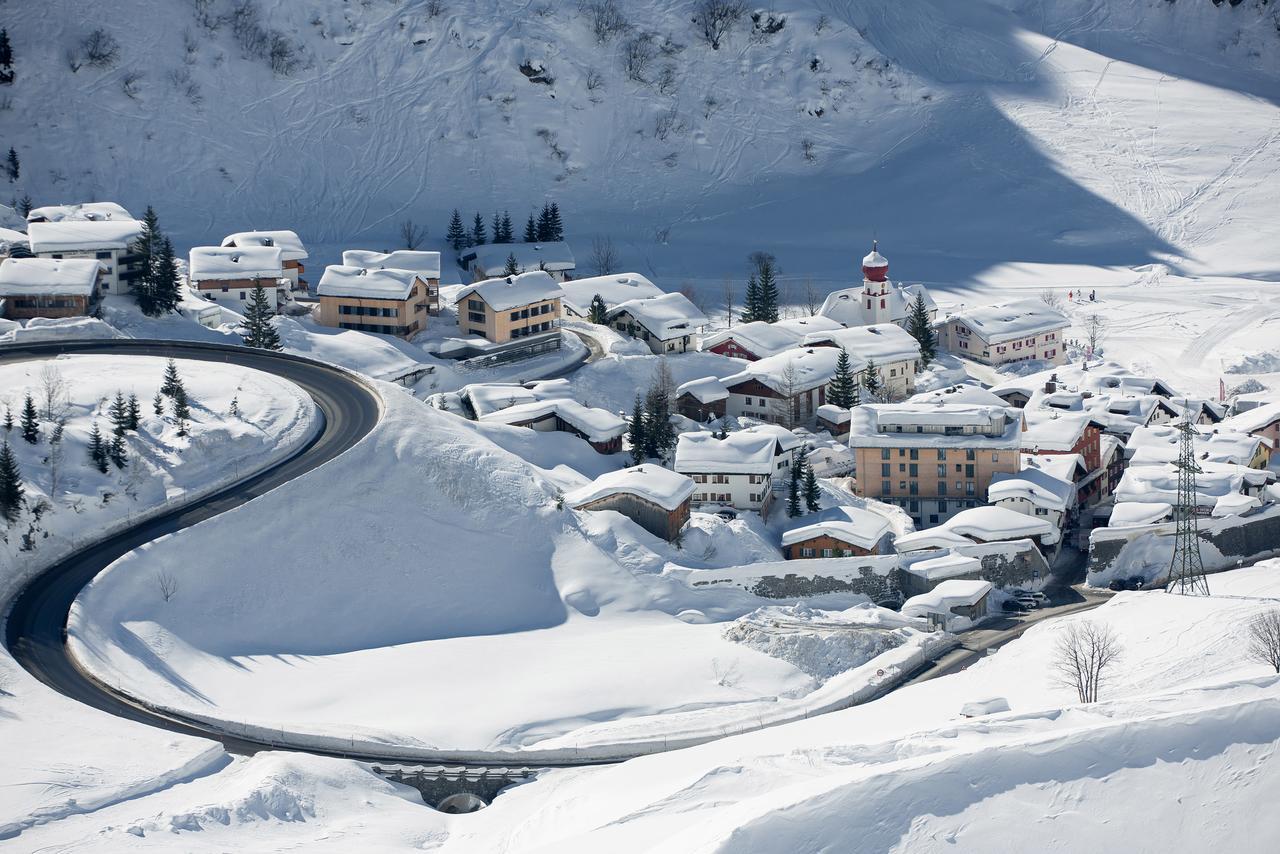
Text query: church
818 242 937 330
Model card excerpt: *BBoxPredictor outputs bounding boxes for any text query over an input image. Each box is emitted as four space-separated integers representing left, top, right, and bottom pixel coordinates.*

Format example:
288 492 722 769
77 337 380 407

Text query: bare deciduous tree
121 70 144 99
399 219 425 250
721 277 734 327
779 360 800 428
589 235 618 275
693 0 745 50
1083 313 1108 355
1247 609 1280 673
1040 288 1064 311
1052 621 1122 704
803 279 821 316
39 365 71 424
623 33 655 83
82 29 121 68
580 0 630 44
156 570 179 603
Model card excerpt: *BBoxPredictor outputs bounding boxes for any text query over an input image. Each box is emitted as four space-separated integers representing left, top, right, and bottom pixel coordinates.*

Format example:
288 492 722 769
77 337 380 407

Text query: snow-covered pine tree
588 294 609 325
446 209 467 251
151 235 182 315
0 28 14 85
503 253 520 277
862 358 883 401
0 439 22 522
524 213 538 243
1 404 11 433
471 212 487 246
906 291 936 363
88 422 109 473
172 387 191 437
548 202 564 241
828 347 858 409
126 393 141 430
20 393 38 444
628 395 647 465
741 274 761 323
491 212 503 244
129 206 161 314
152 392 164 416
5 147 17 182
500 211 514 243
536 203 553 242
787 454 802 517
754 254 780 323
161 358 182 397
643 362 676 458
241 283 282 350
108 390 129 436
17 194 32 217
802 450 821 513
108 432 127 469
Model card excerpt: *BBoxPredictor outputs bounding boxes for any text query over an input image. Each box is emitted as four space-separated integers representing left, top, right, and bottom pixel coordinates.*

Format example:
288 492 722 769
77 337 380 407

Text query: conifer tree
241 283 282 350
787 456 802 518
470 212 487 246
828 347 858 409
5 147 17 182
523 213 537 243
906 291 937 364
173 387 191 437
588 294 609 325
504 253 520 277
88 422 108 473
0 28 14 85
802 448 821 513
108 432 127 469
642 363 675 458
109 390 129 436
862 358 883 401
151 235 181 315
741 274 761 323
2 404 11 433
491 212 503 244
20 394 38 444
628 396 647 465
129 206 161 314
446 209 467 251
754 254 780 323
547 202 563 241
17 194 32 217
500 211 513 243
126 393 141 430
0 439 22 522
152 392 165 416
536 203 552 242
161 358 182 397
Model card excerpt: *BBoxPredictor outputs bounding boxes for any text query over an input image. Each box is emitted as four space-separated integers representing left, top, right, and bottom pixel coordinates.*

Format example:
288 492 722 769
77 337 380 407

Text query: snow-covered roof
862 248 888 268
1223 401 1280 434
1168 396 1226 423
464 241 575 275
677 376 729 404
463 383 539 418
607 292 708 339
701 316 843 359
781 505 892 549
1126 424 1263 467
1022 452 1088 484
901 579 992 617
559 273 662 316
1115 461 1272 509
738 422 804 453
893 528 978 553
674 431 779 474
990 361 1177 402
903 552 982 581
908 384 1011 408
454 270 564 311
565 465 695 512
1212 492 1261 518
27 201 132 223
1021 409 1098 452
1108 501 1173 528
988 467 1075 512
722 347 847 396
0 257 99 297
897 506 1053 551
848 403 1021 449
819 282 935 328
478 398 626 442
802 323 921 365
0 226 28 248
946 298 1070 345
317 265 421 300
28 219 143 253
221 230 308 261
817 403 851 424
341 250 441 279
188 246 284 282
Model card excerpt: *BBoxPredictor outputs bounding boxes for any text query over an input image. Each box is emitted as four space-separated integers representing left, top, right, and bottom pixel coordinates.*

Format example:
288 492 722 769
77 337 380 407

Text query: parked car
1108 578 1127 591
1001 599 1030 613
1126 576 1146 591
1015 595 1040 610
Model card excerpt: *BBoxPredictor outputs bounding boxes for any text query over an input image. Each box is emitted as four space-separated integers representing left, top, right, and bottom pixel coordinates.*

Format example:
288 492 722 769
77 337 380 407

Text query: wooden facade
677 392 727 423
785 533 878 560
574 492 691 541
1 292 94 320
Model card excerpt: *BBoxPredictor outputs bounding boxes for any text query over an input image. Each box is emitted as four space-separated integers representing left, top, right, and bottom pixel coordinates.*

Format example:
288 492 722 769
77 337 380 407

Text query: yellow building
455 271 563 343
316 265 430 340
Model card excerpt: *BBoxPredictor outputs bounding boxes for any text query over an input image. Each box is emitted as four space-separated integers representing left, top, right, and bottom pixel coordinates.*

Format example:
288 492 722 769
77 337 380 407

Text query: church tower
860 241 893 324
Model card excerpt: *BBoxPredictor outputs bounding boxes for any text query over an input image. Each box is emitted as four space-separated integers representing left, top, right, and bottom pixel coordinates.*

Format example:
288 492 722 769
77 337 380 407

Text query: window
965 482 975 495
908 500 919 512
938 500 948 513
821 548 834 558
992 452 1000 462
937 464 946 477
713 474 729 484
899 463 905 473
841 549 853 558
966 449 976 461
881 481 891 495
938 481 947 495
881 449 891 460
909 481 918 495
938 449 947 460
468 312 485 324
881 464 890 477
468 299 484 311
239 291 246 300
95 251 112 259
909 449 919 460
801 547 816 558
899 481 906 491
929 514 939 524
510 311 519 322
908 464 918 477
965 464 975 478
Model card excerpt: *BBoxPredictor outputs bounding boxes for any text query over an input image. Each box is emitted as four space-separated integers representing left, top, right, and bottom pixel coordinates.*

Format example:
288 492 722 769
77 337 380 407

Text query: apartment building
188 245 286 312
848 403 1023 527
316 265 430 339
940 299 1069 367
802 322 923 399
454 271 563 343
27 219 144 295
221 230 309 290
674 431 781 515
342 250 441 314
606 291 708 354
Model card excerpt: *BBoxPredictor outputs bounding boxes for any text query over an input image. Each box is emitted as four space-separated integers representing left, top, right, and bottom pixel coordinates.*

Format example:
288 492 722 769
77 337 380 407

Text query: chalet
26 201 132 223
1223 402 1280 457
342 250 441 314
606 292 708 354
940 299 1069 367
848 403 1022 527
802 322 922 399
701 316 842 361
909 383 1012 408
818 243 937 329
221 230 309 290
565 465 694 541
722 347 848 428
1115 460 1274 515
895 506 1056 552
816 404 851 440
676 376 729 423
781 506 893 559
738 422 805 477
1168 396 1226 425
478 398 626 454
27 219 144 295
674 431 780 514
0 257 100 319
188 246 287 312
0 227 28 258
559 273 662 318
1021 409 1108 504
1126 423 1270 470
455 271 563 343
991 364 1178 409
459 241 575 282
988 466 1076 545
901 579 991 631
316 265 430 340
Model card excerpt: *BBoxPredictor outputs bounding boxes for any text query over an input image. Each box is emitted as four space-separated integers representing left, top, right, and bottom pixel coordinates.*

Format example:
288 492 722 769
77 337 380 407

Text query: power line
1167 416 1209 596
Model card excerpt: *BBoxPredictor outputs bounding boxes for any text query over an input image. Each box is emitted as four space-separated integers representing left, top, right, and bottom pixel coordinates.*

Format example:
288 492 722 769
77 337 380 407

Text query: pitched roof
558 273 662 316
221 230 308 261
565 465 695 512
454 270 564 311
674 431 779 474
28 219 144 253
27 201 132 223
722 347 847 396
341 250 441 279
701 316 843 359
781 505 892 549
607 292 708 339
464 241 575 274
819 282 935 327
802 322 921 365
0 257 99 297
946 298 1069 345
478 398 626 442
677 376 729 404
988 468 1075 512
902 580 992 616
188 246 284 282
317 265 421 300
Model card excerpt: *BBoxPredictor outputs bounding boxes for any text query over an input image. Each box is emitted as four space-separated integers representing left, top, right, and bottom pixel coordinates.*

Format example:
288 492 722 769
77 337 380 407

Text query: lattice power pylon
1167 416 1210 596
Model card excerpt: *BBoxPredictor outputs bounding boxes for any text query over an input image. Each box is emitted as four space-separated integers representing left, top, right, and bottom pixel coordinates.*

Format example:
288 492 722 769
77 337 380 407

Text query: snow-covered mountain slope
7 0 1280 285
